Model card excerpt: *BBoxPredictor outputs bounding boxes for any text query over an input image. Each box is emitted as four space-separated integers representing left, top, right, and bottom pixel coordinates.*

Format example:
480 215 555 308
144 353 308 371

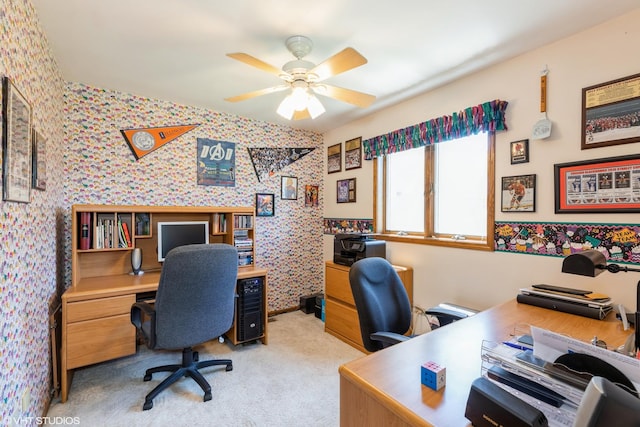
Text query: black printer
333 233 386 266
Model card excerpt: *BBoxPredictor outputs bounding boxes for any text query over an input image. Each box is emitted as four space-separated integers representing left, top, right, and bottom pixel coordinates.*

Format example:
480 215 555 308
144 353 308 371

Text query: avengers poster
197 138 235 187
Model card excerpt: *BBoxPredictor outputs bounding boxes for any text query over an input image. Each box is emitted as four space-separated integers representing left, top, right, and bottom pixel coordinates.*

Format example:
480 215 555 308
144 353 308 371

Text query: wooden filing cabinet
324 261 413 353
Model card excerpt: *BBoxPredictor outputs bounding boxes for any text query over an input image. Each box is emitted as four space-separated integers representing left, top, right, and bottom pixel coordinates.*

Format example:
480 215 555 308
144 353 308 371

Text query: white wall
323 9 640 311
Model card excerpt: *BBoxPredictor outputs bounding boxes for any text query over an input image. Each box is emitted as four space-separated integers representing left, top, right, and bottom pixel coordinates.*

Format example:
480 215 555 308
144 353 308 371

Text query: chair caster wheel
143 400 153 410
143 373 152 381
204 391 212 402
226 364 233 372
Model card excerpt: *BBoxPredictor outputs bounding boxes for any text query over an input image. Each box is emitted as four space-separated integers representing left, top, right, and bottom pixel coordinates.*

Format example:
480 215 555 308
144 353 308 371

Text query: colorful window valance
362 99 508 160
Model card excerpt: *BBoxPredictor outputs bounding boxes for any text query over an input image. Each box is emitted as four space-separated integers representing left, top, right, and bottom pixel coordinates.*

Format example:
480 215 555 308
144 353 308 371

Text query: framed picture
510 139 529 164
281 175 298 200
305 185 319 207
337 178 356 203
344 137 362 170
2 77 32 203
255 193 275 217
501 174 536 212
32 129 46 190
327 143 341 174
554 154 640 213
581 73 640 150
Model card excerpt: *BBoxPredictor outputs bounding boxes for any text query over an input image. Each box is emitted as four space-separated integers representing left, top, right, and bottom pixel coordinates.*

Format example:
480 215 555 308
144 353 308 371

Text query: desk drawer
325 299 362 346
326 267 354 305
66 314 136 369
66 295 135 323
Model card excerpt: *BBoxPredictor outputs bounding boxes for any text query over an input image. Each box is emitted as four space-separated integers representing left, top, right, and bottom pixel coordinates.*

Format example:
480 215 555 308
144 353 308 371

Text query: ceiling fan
225 35 376 120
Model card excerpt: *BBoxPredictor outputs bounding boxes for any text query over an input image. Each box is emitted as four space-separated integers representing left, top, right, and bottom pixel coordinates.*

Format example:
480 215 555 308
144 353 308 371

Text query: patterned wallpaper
2 0 323 421
62 83 325 315
1 0 66 422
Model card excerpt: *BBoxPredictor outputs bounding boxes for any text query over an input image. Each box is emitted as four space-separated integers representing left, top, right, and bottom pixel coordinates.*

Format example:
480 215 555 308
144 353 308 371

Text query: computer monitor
573 376 640 427
157 221 209 262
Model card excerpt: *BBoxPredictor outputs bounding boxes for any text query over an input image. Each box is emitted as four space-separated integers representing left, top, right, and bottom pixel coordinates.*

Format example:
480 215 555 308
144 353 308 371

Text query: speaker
130 248 144 275
237 278 263 342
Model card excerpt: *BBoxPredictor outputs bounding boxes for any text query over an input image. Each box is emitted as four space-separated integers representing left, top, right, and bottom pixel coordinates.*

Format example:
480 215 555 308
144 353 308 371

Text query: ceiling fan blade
225 85 289 103
309 48 367 82
292 109 311 120
226 53 288 78
313 84 375 108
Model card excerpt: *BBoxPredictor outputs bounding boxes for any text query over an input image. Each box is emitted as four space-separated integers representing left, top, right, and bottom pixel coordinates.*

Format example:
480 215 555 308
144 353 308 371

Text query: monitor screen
157 221 209 262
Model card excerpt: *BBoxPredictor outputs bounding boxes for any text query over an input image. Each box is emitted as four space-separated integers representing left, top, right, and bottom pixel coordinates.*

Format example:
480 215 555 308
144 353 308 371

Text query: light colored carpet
47 310 364 427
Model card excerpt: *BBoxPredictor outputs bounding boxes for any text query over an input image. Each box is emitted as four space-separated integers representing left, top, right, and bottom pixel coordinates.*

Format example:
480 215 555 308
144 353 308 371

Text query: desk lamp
562 249 640 355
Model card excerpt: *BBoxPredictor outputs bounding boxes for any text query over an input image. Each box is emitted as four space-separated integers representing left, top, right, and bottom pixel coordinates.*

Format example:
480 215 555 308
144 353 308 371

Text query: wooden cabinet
61 204 267 402
324 261 413 353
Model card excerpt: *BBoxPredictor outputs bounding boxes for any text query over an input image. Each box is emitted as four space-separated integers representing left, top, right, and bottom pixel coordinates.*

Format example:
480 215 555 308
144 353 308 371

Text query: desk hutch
61 204 268 402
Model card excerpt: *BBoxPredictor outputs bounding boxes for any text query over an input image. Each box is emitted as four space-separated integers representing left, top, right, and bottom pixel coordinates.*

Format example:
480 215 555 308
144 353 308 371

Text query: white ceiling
32 1 639 134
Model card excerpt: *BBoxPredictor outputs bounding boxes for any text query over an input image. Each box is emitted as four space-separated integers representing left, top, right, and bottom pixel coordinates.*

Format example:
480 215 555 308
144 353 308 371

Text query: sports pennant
248 147 316 182
121 124 199 160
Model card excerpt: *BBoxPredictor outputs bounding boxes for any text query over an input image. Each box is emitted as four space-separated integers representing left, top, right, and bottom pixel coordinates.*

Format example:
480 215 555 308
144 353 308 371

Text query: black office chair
349 257 471 352
130 243 238 410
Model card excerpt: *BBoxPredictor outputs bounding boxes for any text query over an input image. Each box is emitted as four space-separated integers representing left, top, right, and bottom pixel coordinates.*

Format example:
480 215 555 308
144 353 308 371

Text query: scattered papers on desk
531 326 640 389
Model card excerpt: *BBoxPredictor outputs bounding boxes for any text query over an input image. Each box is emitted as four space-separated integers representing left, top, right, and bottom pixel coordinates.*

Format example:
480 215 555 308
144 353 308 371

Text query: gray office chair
130 243 238 410
349 257 471 352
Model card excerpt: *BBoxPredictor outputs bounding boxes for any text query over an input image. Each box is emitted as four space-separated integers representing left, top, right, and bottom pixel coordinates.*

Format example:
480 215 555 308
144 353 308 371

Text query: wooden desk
339 299 631 426
60 266 268 403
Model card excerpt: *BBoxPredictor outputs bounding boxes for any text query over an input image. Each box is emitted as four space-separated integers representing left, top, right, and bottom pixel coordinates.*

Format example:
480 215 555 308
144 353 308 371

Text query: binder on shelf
516 292 611 320
80 212 92 250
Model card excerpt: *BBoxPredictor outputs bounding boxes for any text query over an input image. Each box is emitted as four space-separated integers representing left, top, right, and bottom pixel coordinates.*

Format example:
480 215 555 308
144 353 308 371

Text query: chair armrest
370 331 411 347
424 307 469 327
131 301 156 348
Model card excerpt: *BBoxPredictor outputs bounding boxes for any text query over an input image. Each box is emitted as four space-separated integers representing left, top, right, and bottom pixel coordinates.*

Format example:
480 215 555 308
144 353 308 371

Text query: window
375 132 495 250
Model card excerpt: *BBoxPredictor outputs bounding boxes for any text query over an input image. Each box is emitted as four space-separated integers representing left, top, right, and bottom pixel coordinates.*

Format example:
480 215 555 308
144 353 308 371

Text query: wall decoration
2 77 32 203
495 221 640 265
344 137 362 170
510 139 529 164
554 154 640 213
305 185 319 207
121 124 199 160
247 147 315 182
501 174 536 212
31 129 46 190
256 193 275 217
196 138 236 187
327 143 341 174
324 218 374 234
281 176 298 200
581 73 640 150
337 178 356 203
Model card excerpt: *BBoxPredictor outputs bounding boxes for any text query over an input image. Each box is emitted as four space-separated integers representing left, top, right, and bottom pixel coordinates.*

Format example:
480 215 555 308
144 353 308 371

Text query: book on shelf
121 221 132 247
117 216 132 248
80 212 92 250
212 213 226 233
234 215 253 229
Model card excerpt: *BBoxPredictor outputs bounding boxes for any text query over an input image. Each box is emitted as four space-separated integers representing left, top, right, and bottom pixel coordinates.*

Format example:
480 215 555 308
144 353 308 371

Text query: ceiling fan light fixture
307 95 325 119
276 95 296 120
291 87 309 111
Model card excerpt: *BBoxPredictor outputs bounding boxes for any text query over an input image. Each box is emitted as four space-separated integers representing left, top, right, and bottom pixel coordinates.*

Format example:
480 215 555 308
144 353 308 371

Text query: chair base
141 347 232 410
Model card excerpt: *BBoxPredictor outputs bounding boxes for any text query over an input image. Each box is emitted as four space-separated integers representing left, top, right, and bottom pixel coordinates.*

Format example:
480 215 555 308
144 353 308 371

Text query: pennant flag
248 147 316 182
121 124 199 160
